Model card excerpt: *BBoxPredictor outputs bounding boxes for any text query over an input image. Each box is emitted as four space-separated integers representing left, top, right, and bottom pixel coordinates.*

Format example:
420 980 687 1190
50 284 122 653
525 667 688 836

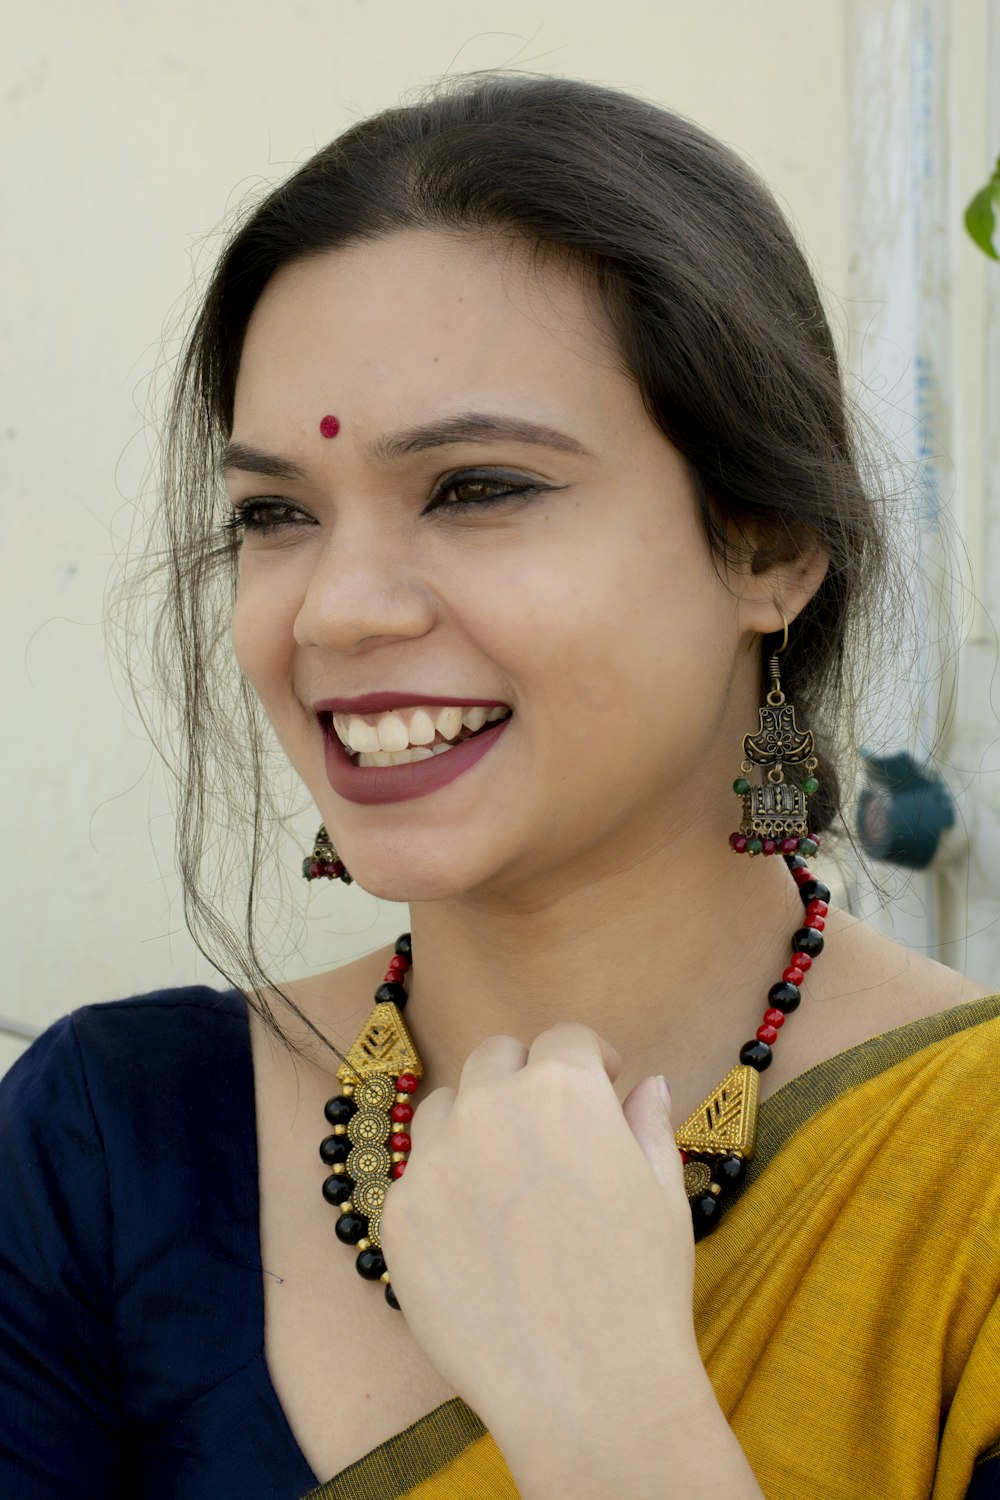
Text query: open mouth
322 704 513 768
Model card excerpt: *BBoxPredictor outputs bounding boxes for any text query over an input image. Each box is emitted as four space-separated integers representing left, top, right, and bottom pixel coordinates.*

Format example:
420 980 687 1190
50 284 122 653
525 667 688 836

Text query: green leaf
964 157 1000 261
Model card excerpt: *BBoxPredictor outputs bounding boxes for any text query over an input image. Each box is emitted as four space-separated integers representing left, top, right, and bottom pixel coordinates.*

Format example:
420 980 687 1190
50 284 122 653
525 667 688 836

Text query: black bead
356 1248 388 1281
690 1193 721 1240
767 980 801 1014
334 1211 369 1245
322 1174 354 1206
714 1155 745 1186
385 1282 401 1310
375 981 407 1006
792 927 825 958
740 1039 773 1071
394 933 412 959
319 1135 351 1167
340 871 354 885
324 1094 356 1126
784 854 808 872
798 879 831 906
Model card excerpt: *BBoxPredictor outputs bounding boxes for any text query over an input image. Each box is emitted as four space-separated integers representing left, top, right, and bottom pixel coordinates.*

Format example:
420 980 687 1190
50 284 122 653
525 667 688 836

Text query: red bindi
319 414 341 439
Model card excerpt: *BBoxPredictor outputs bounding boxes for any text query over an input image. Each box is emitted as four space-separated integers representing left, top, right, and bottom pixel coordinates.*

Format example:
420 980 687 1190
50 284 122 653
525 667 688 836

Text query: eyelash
222 469 548 538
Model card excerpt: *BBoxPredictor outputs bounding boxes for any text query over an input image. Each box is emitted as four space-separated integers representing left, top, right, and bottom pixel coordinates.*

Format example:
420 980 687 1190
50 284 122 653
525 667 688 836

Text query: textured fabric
1 987 998 1499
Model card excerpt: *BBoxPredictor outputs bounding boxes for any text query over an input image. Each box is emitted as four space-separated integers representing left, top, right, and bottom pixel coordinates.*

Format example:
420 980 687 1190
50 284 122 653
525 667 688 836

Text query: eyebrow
220 412 591 478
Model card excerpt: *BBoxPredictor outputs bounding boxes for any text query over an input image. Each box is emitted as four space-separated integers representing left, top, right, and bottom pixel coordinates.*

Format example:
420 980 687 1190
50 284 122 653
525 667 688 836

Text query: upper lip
314 692 511 715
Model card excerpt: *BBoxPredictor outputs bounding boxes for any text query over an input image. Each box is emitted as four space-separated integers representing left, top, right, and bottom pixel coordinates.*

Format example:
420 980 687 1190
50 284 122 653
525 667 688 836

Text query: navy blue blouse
0 988 320 1499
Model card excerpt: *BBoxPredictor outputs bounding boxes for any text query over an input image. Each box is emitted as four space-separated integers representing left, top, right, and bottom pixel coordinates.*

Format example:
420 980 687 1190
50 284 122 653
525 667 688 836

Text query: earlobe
735 544 829 638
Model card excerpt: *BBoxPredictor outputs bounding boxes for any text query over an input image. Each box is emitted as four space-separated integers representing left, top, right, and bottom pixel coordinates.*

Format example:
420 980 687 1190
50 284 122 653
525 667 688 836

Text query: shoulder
1 983 249 1164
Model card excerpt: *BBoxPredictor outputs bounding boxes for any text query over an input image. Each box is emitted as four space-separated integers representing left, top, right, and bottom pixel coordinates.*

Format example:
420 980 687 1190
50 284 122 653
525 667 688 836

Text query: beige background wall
2 0 995 1071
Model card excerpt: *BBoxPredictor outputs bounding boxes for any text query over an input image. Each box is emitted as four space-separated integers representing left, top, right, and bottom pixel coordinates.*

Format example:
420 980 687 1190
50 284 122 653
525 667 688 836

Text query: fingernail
658 1075 671 1107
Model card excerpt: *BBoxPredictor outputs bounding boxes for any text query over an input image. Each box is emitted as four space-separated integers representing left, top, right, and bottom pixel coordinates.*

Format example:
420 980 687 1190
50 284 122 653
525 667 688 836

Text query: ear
731 540 829 639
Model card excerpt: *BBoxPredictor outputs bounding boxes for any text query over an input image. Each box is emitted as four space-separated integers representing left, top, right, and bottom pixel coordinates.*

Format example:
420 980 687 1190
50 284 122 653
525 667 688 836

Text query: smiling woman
1 72 999 1500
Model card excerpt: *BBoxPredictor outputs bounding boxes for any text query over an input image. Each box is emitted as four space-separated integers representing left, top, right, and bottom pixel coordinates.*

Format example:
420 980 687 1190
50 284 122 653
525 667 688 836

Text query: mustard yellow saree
307 998 1000 1499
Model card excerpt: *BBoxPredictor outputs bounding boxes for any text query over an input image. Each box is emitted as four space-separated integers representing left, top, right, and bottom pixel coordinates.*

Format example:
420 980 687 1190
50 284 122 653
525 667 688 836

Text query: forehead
232 229 627 433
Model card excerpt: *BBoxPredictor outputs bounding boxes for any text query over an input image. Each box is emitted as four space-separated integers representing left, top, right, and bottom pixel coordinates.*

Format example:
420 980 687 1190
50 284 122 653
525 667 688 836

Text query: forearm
495 1366 765 1500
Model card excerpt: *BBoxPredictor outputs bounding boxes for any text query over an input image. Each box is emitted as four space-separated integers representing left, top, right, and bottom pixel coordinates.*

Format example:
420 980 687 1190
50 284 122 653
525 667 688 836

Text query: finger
621 1074 685 1192
457 1034 529 1092
406 1085 455 1149
525 1020 622 1083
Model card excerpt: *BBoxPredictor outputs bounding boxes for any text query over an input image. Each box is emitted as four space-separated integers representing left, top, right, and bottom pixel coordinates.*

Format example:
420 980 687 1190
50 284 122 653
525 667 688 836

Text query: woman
1 73 997 1500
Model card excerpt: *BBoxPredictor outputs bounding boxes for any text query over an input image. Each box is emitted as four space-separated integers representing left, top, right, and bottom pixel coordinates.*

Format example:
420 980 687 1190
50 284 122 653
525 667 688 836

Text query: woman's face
228 230 759 901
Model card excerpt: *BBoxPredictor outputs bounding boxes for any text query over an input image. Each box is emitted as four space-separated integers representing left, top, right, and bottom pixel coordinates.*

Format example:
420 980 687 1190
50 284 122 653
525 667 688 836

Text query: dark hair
127 72 891 1039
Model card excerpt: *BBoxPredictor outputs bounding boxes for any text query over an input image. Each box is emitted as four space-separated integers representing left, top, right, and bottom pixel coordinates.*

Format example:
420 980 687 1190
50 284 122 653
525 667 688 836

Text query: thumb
621 1074 685 1192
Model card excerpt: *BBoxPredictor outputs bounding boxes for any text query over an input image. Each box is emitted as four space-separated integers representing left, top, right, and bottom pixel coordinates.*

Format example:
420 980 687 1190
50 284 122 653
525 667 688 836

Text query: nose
292 528 437 654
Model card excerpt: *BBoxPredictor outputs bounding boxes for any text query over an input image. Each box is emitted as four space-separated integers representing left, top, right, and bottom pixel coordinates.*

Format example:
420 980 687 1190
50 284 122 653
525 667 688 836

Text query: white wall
3 0 990 1068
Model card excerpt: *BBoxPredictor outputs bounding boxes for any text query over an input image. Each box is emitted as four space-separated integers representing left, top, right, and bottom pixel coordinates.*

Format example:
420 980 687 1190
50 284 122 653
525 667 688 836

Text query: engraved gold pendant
319 940 424 1312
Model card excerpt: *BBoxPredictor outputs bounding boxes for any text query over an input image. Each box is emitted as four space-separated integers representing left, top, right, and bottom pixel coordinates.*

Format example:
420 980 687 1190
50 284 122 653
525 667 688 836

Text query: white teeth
331 702 513 754
376 713 410 752
434 705 464 741
356 747 436 767
346 715 379 752
430 742 455 756
408 708 436 745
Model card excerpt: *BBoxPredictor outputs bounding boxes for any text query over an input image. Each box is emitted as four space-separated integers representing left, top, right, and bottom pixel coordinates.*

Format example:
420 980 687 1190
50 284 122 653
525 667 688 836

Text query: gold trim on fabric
301 1397 486 1500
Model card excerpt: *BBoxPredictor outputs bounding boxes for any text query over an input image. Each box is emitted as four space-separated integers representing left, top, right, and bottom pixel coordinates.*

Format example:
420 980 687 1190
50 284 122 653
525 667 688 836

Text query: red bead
780 837 799 855
792 867 813 886
756 1024 779 1045
783 965 805 985
392 1161 407 1179
793 952 813 971
733 836 749 854
308 861 325 879
762 839 778 856
805 915 826 931
396 1073 418 1093
390 1132 411 1153
763 1008 786 1028
806 900 829 918
388 954 409 973
728 832 742 848
391 1102 414 1123
679 1150 689 1164
324 862 342 879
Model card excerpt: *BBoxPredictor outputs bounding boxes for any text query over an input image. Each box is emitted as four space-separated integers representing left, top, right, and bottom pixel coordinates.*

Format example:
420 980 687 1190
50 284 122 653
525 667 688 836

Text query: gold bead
357 1237 371 1251
332 1124 347 1137
342 1084 355 1098
710 1183 722 1197
395 1093 407 1104
391 1152 406 1163
380 1271 391 1284
340 1201 354 1214
331 1164 346 1176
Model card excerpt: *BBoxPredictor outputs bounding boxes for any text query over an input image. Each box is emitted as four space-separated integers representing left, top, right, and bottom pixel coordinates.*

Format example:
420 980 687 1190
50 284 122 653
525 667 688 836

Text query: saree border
727 992 1000 1212
302 1396 487 1500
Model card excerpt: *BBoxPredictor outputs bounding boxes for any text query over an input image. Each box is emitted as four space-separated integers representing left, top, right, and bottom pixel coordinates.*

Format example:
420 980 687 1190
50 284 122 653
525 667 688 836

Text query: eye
424 468 552 514
223 499 315 539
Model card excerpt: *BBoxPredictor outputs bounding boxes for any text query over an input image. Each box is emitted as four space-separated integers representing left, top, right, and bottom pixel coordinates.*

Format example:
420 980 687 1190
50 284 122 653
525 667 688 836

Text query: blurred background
2 0 998 1072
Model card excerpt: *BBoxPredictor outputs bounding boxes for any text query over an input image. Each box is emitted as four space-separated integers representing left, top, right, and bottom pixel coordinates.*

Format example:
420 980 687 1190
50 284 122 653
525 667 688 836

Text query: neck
402 826 809 1123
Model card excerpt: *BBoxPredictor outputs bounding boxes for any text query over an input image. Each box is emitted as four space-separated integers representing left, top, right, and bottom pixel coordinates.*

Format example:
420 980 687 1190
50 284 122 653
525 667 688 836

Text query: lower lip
322 718 511 805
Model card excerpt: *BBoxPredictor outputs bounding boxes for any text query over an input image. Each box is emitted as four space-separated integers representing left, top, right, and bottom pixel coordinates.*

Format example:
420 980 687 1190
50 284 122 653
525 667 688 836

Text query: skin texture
226 230 978 1496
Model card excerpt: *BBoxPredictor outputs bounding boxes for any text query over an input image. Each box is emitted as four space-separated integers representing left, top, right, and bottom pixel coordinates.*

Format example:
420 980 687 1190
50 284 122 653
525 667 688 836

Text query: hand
378 1022 710 1486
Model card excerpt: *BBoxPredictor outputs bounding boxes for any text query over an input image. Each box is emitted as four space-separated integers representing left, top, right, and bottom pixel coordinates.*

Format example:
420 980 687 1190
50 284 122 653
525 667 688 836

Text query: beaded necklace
318 852 830 1311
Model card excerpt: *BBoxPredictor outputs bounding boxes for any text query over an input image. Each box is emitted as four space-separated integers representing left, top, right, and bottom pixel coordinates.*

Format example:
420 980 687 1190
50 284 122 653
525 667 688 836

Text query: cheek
229 567 297 704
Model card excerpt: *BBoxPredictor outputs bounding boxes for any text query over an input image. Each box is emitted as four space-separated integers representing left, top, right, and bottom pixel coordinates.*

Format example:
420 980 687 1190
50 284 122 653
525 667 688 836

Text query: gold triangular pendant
337 1002 424 1086
674 1065 759 1159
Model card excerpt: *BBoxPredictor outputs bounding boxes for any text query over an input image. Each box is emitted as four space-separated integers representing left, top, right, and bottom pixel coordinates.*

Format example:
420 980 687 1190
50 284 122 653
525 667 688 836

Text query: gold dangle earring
302 824 354 884
674 617 830 1239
